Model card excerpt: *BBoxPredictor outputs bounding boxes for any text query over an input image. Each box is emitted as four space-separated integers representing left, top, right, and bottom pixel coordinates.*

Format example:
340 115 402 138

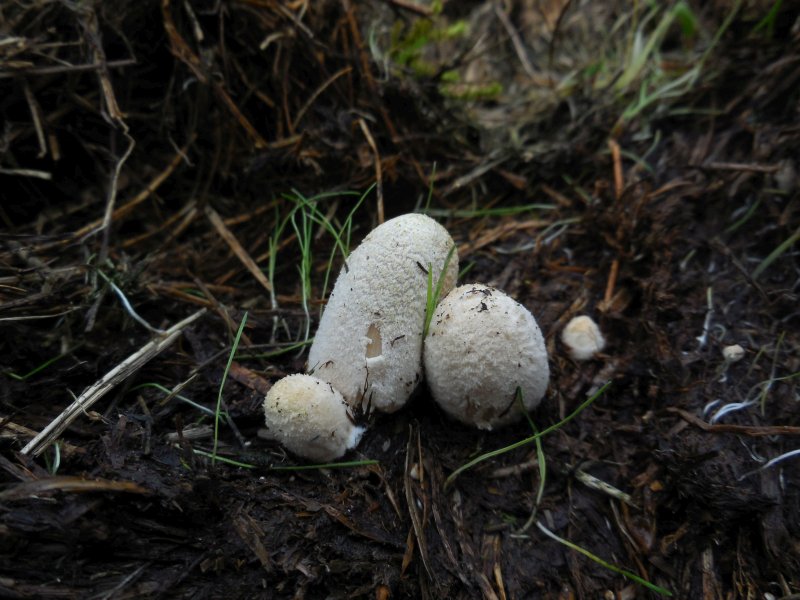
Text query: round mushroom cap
308 213 458 414
561 315 605 361
722 344 745 363
263 374 364 462
423 284 549 430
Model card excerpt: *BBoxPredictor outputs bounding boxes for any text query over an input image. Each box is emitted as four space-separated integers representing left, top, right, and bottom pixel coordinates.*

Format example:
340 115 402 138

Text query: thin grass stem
516 388 546 534
536 521 672 596
212 312 248 463
269 459 379 471
445 381 611 488
423 244 456 338
752 225 800 281
6 344 82 381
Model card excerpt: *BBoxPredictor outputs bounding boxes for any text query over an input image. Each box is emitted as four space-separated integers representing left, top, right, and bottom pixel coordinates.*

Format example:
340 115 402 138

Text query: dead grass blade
33 136 194 250
161 0 266 147
205 205 273 294
357 118 385 224
20 309 206 457
0 476 150 501
404 424 433 580
0 419 84 457
667 407 800 436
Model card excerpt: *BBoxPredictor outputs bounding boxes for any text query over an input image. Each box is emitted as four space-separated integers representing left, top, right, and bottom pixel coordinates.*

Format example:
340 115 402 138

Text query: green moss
440 69 460 83
440 81 503 101
389 15 468 76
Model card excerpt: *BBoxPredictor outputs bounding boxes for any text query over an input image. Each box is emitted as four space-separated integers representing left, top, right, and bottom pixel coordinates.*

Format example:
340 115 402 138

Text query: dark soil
1 2 799 599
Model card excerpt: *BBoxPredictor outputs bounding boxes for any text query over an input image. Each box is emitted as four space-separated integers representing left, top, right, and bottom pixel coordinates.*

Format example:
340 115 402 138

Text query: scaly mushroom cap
263 374 364 462
561 315 605 361
308 213 458 413
423 284 549 430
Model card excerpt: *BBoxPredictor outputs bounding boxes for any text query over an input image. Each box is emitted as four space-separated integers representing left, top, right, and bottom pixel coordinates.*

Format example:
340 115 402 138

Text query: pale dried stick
205 206 273 294
21 309 206 457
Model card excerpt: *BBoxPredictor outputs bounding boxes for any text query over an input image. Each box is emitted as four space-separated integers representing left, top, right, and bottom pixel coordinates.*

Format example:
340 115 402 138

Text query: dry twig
21 309 206 457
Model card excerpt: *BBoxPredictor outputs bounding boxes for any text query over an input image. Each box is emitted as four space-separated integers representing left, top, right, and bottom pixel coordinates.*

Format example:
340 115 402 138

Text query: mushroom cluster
262 213 571 461
264 213 458 461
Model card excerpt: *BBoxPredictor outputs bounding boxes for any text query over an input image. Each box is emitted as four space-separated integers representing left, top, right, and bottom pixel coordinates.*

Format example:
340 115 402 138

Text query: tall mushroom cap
308 213 458 413
263 374 364 462
423 284 549 430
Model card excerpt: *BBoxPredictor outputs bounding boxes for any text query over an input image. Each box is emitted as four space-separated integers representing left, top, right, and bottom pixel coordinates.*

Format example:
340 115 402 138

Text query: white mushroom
262 374 364 462
722 344 745 363
423 284 549 430
308 213 458 413
561 315 606 361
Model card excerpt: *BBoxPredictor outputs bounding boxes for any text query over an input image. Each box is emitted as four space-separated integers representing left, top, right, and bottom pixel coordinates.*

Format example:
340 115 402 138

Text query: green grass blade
702 0 743 65
193 448 257 469
289 204 313 343
615 4 675 92
423 244 456 338
130 382 225 418
517 387 546 533
192 449 378 471
752 225 800 281
425 263 434 335
752 0 783 38
234 339 313 360
536 521 672 596
424 162 437 212
44 442 61 475
267 204 295 310
212 312 248 463
5 345 80 381
725 198 761 235
424 203 556 218
284 186 374 314
318 185 374 301
445 381 611 488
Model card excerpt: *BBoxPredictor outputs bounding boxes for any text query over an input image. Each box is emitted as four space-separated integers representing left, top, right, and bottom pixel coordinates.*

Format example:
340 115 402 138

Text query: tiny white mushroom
722 344 745 363
718 344 746 383
561 315 606 361
263 374 364 462
308 213 458 413
423 284 549 430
